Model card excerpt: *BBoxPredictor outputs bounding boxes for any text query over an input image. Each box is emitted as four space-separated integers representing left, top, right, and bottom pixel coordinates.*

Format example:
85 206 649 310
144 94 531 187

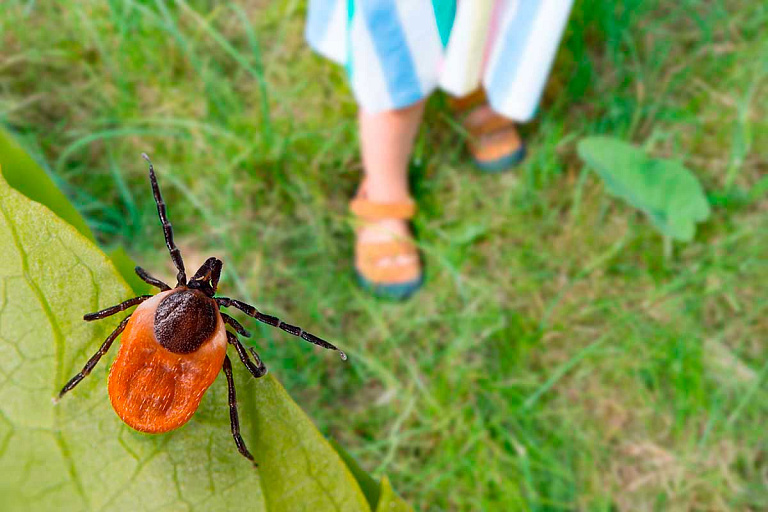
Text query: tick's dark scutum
154 289 218 354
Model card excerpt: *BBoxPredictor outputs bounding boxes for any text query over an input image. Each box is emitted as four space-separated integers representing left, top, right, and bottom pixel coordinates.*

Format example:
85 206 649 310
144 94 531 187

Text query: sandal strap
358 259 421 285
469 126 523 162
356 239 421 284
350 197 416 221
449 88 514 138
464 111 514 139
448 88 487 113
357 239 416 259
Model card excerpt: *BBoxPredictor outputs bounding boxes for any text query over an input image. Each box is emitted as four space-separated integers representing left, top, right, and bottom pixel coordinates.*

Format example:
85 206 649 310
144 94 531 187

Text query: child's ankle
364 175 411 204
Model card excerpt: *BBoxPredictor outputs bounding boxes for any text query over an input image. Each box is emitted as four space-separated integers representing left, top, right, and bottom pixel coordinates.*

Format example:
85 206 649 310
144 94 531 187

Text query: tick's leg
221 313 250 337
58 316 131 398
84 295 153 321
142 153 186 287
216 297 346 360
135 266 171 291
222 355 256 466
226 331 267 379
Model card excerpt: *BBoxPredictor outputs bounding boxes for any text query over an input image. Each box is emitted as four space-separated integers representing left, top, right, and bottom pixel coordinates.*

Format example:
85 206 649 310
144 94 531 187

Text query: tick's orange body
58 154 344 464
107 291 227 433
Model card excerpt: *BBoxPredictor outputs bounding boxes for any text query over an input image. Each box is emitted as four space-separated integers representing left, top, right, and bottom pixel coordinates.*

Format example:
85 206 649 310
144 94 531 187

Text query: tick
57 153 346 466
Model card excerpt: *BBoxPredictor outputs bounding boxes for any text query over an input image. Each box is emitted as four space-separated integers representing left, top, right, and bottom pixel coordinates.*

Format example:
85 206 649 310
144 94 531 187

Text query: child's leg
357 100 425 246
352 100 425 294
359 100 425 204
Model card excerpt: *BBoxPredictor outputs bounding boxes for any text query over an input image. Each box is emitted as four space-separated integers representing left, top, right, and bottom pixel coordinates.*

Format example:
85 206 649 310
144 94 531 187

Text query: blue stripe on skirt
487 1 544 108
360 0 424 108
306 0 338 51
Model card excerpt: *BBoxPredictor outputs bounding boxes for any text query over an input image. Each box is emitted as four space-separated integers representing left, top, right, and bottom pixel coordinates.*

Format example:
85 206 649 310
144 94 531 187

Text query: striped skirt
306 0 574 122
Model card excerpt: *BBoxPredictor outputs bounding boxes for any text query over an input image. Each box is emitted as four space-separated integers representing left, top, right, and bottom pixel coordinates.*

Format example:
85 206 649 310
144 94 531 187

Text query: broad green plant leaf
0 167 410 511
0 128 91 238
578 136 711 241
107 245 151 295
331 439 382 508
0 128 147 294
330 440 412 510
375 477 413 512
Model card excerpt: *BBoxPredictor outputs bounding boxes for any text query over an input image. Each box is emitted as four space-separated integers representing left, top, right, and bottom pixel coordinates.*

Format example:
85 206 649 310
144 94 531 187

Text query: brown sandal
450 89 526 172
349 186 423 299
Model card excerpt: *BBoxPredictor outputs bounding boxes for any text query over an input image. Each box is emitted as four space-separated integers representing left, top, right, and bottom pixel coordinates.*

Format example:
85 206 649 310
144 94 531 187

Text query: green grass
2 0 767 510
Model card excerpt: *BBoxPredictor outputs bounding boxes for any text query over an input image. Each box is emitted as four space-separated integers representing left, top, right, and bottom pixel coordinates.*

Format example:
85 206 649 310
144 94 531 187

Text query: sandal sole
355 270 423 300
472 144 527 173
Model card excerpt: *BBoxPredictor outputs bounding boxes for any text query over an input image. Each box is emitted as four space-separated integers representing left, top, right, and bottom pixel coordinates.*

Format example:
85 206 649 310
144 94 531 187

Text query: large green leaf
0 168 392 511
0 128 148 294
578 136 711 241
0 128 92 239
374 477 412 512
331 441 412 512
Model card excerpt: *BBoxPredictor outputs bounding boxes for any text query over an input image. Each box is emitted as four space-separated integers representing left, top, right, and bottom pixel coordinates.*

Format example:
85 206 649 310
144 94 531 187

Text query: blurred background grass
1 0 766 510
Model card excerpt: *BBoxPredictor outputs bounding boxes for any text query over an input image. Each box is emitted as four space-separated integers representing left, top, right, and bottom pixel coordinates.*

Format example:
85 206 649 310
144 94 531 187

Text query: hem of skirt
307 31 542 121
354 89 432 114
485 90 537 124
306 30 346 67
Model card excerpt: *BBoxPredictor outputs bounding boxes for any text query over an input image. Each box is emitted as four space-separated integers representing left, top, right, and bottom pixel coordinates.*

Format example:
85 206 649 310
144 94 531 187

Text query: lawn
1 0 766 510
